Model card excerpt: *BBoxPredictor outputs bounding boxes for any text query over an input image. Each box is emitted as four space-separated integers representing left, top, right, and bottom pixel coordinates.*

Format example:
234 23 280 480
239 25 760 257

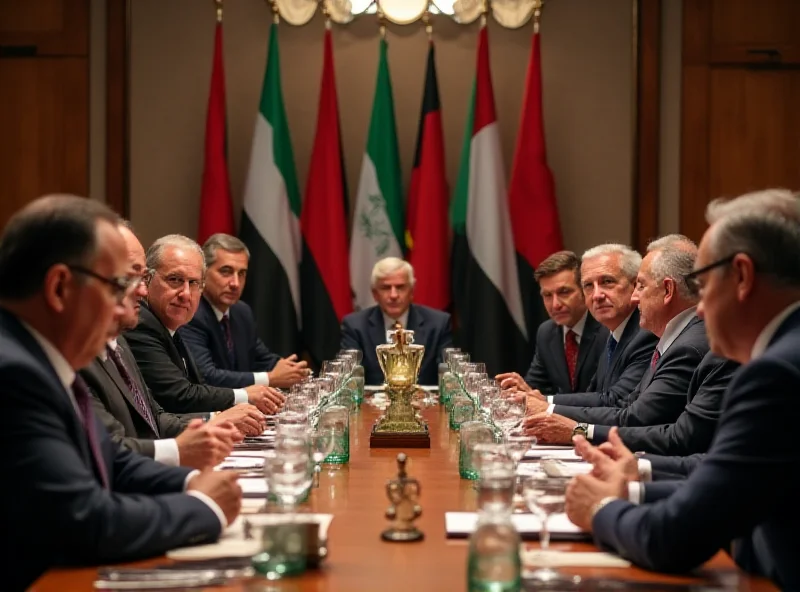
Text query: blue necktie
606 335 618 367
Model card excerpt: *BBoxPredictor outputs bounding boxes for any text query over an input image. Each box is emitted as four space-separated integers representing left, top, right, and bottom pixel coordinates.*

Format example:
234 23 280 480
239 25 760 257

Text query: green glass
351 366 365 405
251 521 308 580
459 421 495 480
320 405 349 464
450 394 475 431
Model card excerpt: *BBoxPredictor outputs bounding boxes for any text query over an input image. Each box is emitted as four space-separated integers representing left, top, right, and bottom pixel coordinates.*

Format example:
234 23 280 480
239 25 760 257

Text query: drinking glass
275 410 308 430
319 405 349 465
308 427 335 487
503 434 537 471
267 452 314 509
459 421 495 480
339 348 363 365
522 475 573 584
492 397 526 436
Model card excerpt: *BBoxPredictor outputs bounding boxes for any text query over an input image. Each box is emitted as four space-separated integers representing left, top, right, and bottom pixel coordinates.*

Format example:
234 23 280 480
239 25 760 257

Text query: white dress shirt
20 322 227 528
383 309 410 331
102 339 180 467
562 310 588 346
210 304 269 387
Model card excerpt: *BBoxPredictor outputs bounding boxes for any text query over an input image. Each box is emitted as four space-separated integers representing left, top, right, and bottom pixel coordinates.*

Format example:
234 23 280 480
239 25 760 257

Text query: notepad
218 456 265 470
542 460 593 478
445 512 589 541
523 447 581 461
238 478 268 498
521 549 631 568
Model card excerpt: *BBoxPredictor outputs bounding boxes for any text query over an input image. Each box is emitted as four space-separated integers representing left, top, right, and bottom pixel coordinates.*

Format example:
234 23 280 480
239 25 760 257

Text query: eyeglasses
155 272 204 293
68 265 138 302
683 254 737 291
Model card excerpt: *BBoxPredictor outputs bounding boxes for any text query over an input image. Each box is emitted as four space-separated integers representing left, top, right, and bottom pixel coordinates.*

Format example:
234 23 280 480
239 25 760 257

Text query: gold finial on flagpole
422 9 432 40
532 0 544 34
480 0 488 28
269 0 280 24
214 0 223 23
378 3 387 38
320 0 332 29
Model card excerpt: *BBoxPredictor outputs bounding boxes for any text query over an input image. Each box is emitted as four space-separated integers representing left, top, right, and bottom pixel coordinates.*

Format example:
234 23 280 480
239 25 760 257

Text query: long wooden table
32 402 777 591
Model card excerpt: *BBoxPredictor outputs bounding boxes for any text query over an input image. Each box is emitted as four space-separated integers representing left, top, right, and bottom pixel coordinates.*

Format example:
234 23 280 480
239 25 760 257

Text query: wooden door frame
104 0 663 248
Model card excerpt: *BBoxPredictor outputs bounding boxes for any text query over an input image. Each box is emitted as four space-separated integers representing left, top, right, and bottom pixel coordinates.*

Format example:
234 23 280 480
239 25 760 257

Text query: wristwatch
571 422 589 439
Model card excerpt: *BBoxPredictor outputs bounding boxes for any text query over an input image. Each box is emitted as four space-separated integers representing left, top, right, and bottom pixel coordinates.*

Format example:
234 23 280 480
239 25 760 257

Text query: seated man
126 234 284 414
565 189 800 590
180 233 308 389
497 250 607 394
0 196 241 590
525 236 712 443
341 257 452 385
81 223 266 468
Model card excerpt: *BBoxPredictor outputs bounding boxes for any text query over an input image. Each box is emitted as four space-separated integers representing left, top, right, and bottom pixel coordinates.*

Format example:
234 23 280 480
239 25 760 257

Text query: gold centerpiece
369 327 431 448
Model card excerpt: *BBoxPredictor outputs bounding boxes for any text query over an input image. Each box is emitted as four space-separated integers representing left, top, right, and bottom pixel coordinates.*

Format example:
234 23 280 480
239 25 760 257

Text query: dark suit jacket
591 307 800 589
555 316 708 427
592 353 738 455
0 309 221 591
523 313 607 394
646 453 706 479
180 297 280 389
79 335 190 458
125 303 236 413
340 303 453 385
550 309 658 408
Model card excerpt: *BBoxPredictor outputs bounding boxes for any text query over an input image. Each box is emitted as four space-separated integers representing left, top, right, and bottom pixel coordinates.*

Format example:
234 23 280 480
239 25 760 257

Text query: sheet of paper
218 456 265 470
542 460 592 478
445 512 587 540
229 450 270 458
523 447 581 460
521 549 630 568
238 478 268 498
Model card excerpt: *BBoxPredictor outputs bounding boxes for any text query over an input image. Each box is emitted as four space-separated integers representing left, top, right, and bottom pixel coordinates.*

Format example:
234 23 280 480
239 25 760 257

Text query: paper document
445 512 587 540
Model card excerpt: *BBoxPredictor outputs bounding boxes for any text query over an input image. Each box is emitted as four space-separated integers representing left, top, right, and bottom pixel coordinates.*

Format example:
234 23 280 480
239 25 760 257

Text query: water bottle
466 505 521 592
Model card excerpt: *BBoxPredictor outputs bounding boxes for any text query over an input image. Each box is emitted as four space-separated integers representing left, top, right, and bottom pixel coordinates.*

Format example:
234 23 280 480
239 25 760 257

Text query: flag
450 26 528 376
197 21 234 244
239 23 301 356
406 41 450 310
301 28 352 367
349 37 404 312
509 30 563 346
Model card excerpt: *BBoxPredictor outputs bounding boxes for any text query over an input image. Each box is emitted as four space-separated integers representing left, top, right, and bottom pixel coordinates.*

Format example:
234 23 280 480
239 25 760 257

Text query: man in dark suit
496 251 607 394
0 196 241 590
180 233 308 389
525 236 713 443
126 234 285 414
566 189 800 589
341 257 452 385
81 224 265 466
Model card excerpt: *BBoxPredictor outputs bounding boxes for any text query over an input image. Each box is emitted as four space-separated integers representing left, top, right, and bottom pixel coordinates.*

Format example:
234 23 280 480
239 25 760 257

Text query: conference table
33 401 777 591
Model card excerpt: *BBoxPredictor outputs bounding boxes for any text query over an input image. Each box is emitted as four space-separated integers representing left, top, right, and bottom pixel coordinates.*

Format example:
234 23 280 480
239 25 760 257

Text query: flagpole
532 0 543 34
214 0 223 23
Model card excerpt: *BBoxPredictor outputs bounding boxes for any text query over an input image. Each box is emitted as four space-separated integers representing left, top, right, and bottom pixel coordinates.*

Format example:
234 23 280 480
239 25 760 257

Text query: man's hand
175 419 236 469
525 395 550 415
495 372 532 394
522 412 577 444
187 471 242 526
565 471 626 531
268 354 310 389
244 385 286 414
588 427 640 483
211 403 266 437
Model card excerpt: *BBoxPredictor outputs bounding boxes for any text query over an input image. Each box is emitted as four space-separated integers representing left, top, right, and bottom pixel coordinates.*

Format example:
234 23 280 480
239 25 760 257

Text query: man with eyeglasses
0 196 241 590
496 250 608 395
566 189 800 590
125 234 285 415
180 233 309 390
80 223 267 469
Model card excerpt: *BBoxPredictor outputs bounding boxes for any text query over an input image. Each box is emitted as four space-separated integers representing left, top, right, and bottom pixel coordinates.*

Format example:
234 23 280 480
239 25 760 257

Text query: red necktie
651 349 661 369
565 330 579 390
107 345 159 437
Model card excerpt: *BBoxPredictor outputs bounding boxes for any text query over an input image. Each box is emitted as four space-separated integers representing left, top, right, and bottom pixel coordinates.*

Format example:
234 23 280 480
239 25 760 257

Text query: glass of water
522 475 573 584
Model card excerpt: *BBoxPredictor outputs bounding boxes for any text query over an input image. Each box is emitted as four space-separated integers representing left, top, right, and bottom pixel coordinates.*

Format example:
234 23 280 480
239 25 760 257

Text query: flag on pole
197 20 234 244
406 41 450 311
349 37 404 312
509 30 563 344
450 26 528 376
301 27 353 366
239 23 301 356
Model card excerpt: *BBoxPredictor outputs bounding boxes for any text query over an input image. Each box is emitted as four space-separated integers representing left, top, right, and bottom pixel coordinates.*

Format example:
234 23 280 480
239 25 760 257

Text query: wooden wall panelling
105 0 131 216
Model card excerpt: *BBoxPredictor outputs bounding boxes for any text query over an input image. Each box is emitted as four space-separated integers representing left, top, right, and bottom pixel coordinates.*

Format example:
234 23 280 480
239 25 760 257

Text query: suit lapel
368 307 387 351
576 314 599 372
548 323 571 389
230 305 249 371
201 298 233 370
407 305 426 346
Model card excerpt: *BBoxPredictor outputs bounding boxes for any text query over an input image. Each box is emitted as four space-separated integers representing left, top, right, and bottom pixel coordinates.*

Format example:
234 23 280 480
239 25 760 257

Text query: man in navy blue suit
566 189 800 589
0 196 241 590
341 257 453 385
496 250 607 395
180 234 308 389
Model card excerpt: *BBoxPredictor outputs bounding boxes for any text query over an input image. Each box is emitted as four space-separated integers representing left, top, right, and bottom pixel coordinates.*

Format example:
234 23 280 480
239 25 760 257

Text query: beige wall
121 0 638 254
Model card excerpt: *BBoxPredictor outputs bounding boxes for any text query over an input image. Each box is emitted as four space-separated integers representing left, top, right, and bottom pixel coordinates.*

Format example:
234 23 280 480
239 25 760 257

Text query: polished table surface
32 401 777 591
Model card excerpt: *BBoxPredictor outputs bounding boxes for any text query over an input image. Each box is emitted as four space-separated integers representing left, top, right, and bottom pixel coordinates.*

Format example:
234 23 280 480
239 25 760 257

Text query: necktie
71 376 110 489
172 332 189 377
391 320 402 331
564 330 579 391
651 349 661 369
220 314 236 368
107 345 159 437
606 335 618 367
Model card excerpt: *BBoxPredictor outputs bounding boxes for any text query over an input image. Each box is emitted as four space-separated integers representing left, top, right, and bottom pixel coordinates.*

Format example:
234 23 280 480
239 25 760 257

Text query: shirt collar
19 321 76 392
610 310 634 344
751 301 800 360
99 338 119 362
656 306 697 355
383 308 410 331
210 301 227 322
563 310 588 342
